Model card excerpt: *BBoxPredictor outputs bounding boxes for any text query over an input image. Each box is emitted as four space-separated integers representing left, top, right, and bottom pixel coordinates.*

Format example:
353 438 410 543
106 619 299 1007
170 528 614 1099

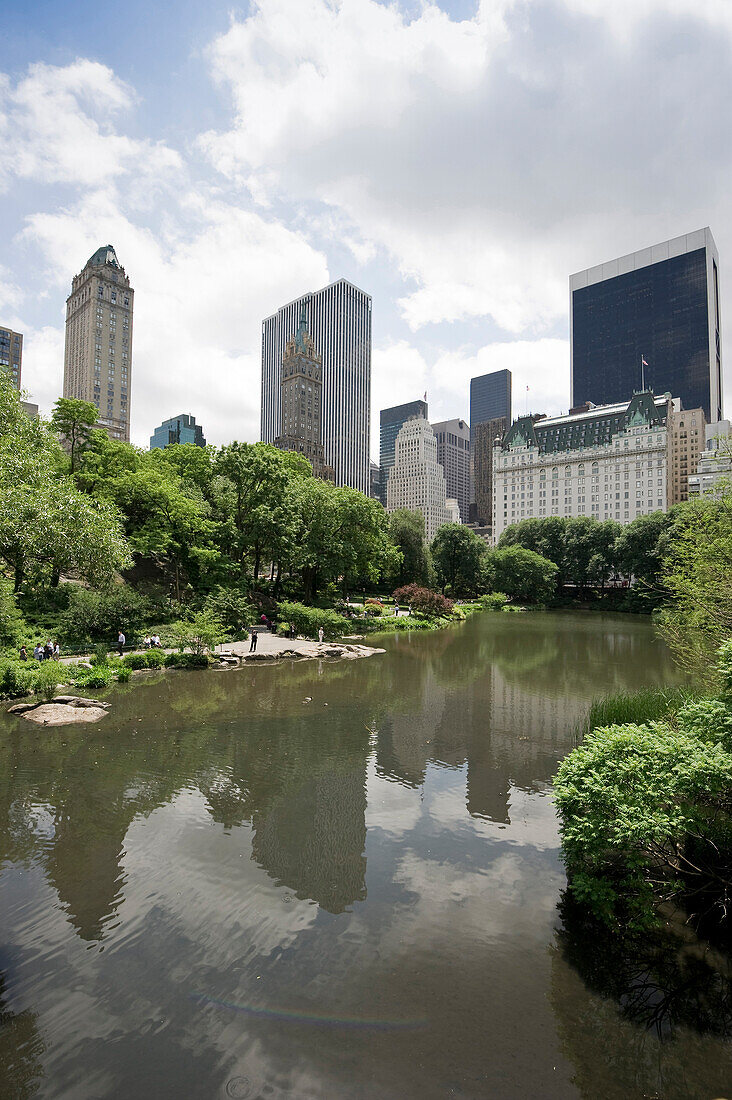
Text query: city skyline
3 2 732 454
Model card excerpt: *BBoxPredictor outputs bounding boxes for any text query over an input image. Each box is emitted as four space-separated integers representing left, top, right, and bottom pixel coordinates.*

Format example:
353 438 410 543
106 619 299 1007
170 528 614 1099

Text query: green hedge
164 652 210 669
124 650 166 670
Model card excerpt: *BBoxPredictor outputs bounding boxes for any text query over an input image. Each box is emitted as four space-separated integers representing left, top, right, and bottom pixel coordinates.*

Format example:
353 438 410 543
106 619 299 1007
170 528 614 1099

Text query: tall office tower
473 416 509 527
64 245 133 442
0 327 23 390
432 418 470 522
570 228 723 423
386 416 449 541
261 279 371 493
379 399 428 505
273 309 334 481
469 370 512 517
667 405 706 504
150 414 206 450
369 461 381 500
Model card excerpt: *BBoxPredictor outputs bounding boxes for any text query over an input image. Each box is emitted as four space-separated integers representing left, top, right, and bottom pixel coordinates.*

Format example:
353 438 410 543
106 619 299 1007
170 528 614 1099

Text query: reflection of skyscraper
570 228 723 422
252 766 367 914
261 280 371 493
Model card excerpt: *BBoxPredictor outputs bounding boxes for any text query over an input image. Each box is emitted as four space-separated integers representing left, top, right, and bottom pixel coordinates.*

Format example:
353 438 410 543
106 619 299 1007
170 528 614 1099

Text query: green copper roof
502 392 669 454
86 245 120 269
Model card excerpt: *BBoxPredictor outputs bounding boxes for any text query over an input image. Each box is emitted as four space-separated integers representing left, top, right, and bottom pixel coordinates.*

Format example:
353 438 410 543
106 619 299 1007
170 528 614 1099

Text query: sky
1 0 731 456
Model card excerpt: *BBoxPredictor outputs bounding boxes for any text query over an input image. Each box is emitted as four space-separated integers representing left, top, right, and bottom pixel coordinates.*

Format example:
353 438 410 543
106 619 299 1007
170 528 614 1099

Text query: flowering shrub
392 584 453 617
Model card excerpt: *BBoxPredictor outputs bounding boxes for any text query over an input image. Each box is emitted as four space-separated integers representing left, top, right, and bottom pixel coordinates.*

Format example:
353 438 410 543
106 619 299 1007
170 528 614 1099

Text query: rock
21 703 109 725
6 702 37 714
243 652 277 662
54 696 111 709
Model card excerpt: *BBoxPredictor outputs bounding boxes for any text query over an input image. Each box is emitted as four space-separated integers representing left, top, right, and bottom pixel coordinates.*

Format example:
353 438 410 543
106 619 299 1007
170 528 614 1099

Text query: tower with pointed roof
273 310 334 481
63 244 133 442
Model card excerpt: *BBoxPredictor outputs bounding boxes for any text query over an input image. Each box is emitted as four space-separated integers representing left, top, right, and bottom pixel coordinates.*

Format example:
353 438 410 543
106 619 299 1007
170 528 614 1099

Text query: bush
480 592 508 611
116 665 131 683
164 652 210 669
586 686 694 732
0 658 35 698
34 661 66 702
61 585 150 646
276 601 349 639
73 665 114 689
392 584 453 617
123 649 165 670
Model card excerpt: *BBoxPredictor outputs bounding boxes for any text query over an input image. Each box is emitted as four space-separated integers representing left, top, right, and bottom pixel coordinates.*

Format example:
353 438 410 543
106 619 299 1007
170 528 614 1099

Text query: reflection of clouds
365 759 424 838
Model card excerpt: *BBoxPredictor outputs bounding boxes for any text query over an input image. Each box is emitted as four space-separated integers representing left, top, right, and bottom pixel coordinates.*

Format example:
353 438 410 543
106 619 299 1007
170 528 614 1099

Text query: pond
0 611 730 1099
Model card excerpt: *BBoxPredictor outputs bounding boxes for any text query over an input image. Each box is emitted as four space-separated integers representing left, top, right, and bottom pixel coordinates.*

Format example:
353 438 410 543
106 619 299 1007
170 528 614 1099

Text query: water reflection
0 612 718 1100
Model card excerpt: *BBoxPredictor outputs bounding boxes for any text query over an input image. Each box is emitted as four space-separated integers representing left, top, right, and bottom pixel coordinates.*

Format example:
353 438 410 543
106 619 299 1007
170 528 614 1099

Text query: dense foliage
556 642 732 934
481 546 557 604
392 584 454 617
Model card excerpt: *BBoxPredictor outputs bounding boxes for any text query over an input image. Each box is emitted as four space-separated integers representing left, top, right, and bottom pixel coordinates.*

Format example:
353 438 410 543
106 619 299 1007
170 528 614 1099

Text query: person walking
117 630 126 657
318 626 324 644
249 630 258 652
53 641 60 661
19 644 27 661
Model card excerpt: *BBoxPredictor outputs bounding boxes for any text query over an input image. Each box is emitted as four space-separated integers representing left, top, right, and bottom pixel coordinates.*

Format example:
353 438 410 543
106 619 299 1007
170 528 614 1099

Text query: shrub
116 665 131 683
480 592 509 611
91 642 110 666
276 601 349 639
35 660 65 702
164 652 210 669
392 584 453 617
73 665 114 689
61 585 150 646
586 686 693 732
0 658 34 699
124 649 166 670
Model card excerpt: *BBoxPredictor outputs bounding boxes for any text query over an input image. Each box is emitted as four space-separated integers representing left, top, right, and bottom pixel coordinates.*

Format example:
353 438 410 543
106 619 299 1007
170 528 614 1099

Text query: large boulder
7 695 110 725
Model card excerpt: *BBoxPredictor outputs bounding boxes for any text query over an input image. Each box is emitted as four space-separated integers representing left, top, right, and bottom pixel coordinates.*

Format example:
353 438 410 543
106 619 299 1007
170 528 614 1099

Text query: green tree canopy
50 397 99 472
482 545 558 604
431 523 486 595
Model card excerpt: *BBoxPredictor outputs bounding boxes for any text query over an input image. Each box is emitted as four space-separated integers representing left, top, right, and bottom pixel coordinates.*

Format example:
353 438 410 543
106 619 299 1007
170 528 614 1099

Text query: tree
482 546 558 604
614 510 674 589
431 523 486 594
499 517 569 587
387 509 434 587
50 398 99 472
659 492 732 675
392 583 453 617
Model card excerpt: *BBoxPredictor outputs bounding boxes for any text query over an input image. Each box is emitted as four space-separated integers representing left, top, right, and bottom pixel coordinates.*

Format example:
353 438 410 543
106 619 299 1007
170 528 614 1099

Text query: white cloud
200 0 732 378
0 60 181 192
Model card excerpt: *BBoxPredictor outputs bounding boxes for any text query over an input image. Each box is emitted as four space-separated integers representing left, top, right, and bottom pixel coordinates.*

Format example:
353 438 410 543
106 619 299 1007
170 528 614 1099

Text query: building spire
295 302 307 352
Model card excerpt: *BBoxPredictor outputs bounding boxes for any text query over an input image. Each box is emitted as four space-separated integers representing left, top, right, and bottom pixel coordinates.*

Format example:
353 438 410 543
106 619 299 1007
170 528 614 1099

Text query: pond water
1 611 730 1099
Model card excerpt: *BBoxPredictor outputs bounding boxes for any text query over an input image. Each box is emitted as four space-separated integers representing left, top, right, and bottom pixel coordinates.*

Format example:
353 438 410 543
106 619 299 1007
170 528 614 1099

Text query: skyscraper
386 417 449 541
469 370 512 521
379 399 428 505
431 418 470 522
63 245 133 442
150 414 206 450
261 279 371 494
473 416 509 527
570 228 723 422
0 326 22 390
273 307 334 481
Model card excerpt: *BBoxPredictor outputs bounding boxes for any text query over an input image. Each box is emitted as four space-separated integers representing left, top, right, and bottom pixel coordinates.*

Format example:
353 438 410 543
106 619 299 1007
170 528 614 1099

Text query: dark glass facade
469 371 512 445
379 400 427 504
150 414 206 450
572 248 715 420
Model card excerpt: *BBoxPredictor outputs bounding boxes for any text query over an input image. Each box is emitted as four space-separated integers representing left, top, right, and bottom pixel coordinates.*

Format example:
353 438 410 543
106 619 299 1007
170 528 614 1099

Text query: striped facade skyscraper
261 279 371 494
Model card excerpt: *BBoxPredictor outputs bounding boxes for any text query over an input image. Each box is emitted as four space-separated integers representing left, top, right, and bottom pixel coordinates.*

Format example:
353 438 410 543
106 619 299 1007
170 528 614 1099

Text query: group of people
142 634 162 649
20 640 59 662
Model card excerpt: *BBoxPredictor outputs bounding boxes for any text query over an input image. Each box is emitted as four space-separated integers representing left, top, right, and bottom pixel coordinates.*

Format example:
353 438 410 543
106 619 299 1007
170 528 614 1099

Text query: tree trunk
13 555 24 592
253 542 261 582
273 562 282 599
50 565 61 588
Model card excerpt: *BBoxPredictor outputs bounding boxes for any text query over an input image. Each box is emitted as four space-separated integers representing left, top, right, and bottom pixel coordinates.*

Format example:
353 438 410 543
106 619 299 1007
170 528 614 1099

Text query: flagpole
641 355 645 392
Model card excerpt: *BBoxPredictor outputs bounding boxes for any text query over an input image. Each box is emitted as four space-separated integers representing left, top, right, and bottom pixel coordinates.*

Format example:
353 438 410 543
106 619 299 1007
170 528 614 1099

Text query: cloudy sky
2 0 731 454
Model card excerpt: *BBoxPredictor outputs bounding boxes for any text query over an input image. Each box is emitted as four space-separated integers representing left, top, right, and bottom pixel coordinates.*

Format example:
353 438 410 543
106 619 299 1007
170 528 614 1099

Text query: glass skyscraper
150 414 206 450
379 399 428 505
261 279 371 494
469 370 512 518
570 228 723 422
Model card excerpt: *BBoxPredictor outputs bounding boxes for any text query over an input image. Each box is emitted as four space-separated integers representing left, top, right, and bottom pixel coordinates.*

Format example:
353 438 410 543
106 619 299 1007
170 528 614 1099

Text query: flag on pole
641 357 648 367
423 392 427 402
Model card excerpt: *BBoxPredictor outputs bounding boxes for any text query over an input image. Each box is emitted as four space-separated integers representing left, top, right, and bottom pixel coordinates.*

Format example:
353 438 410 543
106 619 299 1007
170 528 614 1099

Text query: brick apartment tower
63 245 133 442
